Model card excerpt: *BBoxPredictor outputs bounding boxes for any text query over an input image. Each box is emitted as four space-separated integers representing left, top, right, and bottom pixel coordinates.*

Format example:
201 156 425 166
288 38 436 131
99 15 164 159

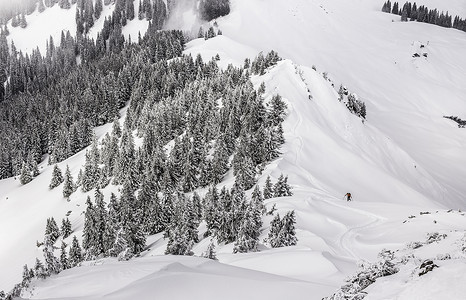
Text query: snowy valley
1 0 466 299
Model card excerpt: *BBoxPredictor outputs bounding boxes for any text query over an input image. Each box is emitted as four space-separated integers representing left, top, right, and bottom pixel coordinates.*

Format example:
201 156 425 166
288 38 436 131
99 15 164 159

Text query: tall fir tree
68 236 83 267
49 164 64 189
63 165 75 198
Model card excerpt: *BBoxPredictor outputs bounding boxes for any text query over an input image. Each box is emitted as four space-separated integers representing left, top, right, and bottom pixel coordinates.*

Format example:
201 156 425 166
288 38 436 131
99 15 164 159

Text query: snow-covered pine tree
112 227 131 260
30 156 40 177
119 181 146 256
203 186 221 237
21 264 33 288
92 189 109 256
252 184 266 215
34 258 48 279
192 192 202 222
112 117 122 138
19 161 32 185
263 175 274 199
43 235 60 275
106 193 120 252
267 211 298 248
82 196 96 257
202 240 217 260
81 151 97 192
60 242 69 270
49 164 64 189
19 13 27 29
268 94 287 127
68 236 83 267
278 210 298 246
273 174 293 197
233 201 262 253
234 155 256 191
211 134 229 184
267 213 282 248
139 175 163 235
165 198 195 256
61 217 72 238
113 127 139 189
62 165 75 198
45 217 60 244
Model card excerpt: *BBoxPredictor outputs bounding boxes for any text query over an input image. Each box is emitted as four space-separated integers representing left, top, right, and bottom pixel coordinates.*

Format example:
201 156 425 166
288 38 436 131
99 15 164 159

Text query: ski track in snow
339 215 383 260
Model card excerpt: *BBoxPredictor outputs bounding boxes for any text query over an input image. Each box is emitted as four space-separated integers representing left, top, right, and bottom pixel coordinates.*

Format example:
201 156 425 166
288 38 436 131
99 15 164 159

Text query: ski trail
338 216 383 260
311 196 386 260
293 102 304 166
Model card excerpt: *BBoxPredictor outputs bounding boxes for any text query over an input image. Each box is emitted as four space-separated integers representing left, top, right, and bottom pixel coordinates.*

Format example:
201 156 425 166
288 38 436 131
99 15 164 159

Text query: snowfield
1 0 466 299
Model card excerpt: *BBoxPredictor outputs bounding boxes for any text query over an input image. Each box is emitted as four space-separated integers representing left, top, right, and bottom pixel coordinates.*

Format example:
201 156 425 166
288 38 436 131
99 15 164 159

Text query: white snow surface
2 0 466 299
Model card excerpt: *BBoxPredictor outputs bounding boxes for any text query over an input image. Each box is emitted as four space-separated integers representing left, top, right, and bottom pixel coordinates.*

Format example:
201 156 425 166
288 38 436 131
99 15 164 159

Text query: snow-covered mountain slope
212 0 466 208
2 0 466 298
6 1 149 55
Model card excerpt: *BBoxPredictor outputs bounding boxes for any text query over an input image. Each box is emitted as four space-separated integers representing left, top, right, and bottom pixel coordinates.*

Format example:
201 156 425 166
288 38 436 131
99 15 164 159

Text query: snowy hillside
1 0 466 299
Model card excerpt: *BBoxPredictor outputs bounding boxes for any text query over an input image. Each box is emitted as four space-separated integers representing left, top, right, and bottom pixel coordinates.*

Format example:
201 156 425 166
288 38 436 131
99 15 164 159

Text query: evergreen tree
45 217 60 244
106 192 120 252
267 213 282 248
119 181 146 256
61 217 72 239
63 165 75 198
267 211 298 248
165 197 196 256
43 235 60 275
199 0 231 21
263 175 274 199
34 258 48 279
68 236 83 267
233 201 261 253
60 242 69 270
19 161 32 185
273 174 293 197
251 185 266 214
82 196 95 255
21 264 33 288
401 4 408 21
278 210 298 247
49 164 64 189
112 117 122 138
203 186 221 237
202 240 217 260
268 94 287 127
20 14 27 29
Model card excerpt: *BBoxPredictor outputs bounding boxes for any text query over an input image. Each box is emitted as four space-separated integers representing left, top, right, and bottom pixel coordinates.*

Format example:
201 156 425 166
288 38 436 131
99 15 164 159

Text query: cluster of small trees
199 0 231 21
443 116 466 128
249 50 282 75
3 216 77 299
382 1 466 32
198 25 222 40
338 85 366 120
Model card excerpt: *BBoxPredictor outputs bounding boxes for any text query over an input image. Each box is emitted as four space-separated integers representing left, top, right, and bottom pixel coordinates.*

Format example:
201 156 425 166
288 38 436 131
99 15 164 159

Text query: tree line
382 1 466 32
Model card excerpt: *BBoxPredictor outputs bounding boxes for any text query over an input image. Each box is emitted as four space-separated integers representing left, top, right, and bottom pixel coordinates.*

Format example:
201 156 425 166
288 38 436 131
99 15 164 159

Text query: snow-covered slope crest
21 256 333 300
